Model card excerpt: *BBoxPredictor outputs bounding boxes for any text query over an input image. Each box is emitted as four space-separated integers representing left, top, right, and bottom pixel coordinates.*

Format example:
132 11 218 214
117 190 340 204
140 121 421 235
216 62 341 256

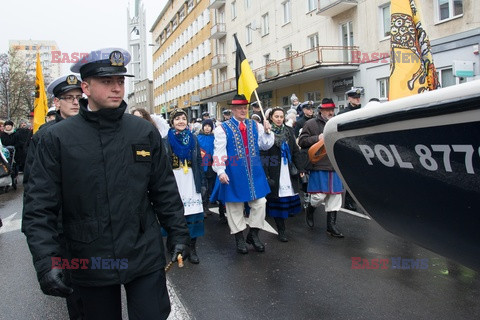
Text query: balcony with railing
317 0 358 17
211 54 228 69
210 23 227 39
209 0 226 9
200 45 359 101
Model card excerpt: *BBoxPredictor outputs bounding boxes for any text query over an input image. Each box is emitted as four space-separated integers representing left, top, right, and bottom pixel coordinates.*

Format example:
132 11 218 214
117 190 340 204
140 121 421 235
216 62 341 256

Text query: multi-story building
9 40 62 84
133 79 154 113
151 0 213 119
152 0 480 116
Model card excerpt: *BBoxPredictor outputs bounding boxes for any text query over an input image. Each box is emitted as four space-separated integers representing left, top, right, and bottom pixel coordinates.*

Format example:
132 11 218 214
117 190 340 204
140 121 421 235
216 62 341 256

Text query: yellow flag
389 0 439 100
233 34 258 102
33 52 48 133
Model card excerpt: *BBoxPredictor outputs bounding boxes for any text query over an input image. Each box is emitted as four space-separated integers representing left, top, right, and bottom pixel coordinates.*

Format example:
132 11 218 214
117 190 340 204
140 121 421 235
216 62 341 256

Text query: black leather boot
235 231 248 254
218 203 227 223
305 205 315 228
326 211 344 238
274 218 288 242
189 238 200 264
246 228 265 252
203 203 213 216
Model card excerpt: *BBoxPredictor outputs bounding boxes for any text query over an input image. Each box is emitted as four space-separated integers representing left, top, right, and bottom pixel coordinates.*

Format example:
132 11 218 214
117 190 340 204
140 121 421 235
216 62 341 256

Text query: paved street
1 178 479 319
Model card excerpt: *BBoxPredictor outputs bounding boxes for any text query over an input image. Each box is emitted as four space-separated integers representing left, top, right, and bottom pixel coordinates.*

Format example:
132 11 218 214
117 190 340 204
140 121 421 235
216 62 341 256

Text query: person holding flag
212 35 276 253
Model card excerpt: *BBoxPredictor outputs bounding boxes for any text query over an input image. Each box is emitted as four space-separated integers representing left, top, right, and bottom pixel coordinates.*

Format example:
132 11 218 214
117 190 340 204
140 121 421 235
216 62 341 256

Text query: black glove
39 268 74 298
171 243 190 262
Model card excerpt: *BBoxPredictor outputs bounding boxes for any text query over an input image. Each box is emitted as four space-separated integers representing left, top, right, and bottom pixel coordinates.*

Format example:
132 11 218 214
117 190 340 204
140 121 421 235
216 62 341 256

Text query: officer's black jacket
23 99 189 286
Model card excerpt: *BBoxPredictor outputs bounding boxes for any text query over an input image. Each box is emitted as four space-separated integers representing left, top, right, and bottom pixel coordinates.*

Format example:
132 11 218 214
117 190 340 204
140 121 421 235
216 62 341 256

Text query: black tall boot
234 231 248 254
218 203 227 223
274 217 288 242
203 203 212 218
189 238 200 264
326 211 344 238
246 228 265 252
305 205 315 228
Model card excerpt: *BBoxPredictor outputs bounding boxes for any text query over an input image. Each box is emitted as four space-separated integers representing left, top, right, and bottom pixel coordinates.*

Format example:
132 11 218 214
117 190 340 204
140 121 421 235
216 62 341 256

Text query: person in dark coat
14 120 32 172
294 101 315 137
298 98 344 238
164 108 206 264
262 107 305 242
22 73 84 319
337 87 363 211
23 48 190 320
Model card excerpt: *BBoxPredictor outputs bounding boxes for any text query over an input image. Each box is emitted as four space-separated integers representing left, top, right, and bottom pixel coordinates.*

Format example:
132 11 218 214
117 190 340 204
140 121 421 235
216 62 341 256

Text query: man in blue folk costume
213 94 274 254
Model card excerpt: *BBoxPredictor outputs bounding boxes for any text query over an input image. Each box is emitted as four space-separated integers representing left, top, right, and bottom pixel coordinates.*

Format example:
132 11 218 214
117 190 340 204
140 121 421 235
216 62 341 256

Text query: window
282 0 291 25
262 13 269 36
308 33 319 49
341 21 354 61
439 68 456 87
284 44 292 58
307 0 317 12
437 0 463 21
282 96 289 106
378 78 389 100
245 0 251 9
231 34 237 52
246 24 253 44
231 1 237 19
188 0 194 12
380 4 391 38
306 91 321 103
263 54 270 65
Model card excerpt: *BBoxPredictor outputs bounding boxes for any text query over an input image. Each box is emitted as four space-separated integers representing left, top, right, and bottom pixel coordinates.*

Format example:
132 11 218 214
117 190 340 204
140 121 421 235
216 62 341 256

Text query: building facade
9 40 62 84
151 0 213 120
151 0 480 116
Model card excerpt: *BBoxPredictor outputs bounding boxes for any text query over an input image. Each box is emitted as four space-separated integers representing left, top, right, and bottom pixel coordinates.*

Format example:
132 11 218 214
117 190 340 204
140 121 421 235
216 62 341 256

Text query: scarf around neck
271 122 291 165
167 128 195 162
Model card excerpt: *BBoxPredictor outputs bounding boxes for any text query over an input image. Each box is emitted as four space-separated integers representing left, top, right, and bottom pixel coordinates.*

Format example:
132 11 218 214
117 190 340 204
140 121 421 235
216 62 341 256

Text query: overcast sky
1 0 167 75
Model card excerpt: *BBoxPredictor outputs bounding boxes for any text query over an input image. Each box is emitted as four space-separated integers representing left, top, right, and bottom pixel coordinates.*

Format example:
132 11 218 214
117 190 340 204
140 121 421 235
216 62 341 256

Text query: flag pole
253 89 270 133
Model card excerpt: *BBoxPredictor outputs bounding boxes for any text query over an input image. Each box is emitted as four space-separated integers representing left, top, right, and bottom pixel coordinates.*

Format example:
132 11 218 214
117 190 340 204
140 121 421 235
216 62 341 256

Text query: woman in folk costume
262 107 305 242
164 108 205 264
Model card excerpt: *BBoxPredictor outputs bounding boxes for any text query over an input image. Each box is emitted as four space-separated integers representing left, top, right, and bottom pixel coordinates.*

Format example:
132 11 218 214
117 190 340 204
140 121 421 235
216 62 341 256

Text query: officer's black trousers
76 269 171 320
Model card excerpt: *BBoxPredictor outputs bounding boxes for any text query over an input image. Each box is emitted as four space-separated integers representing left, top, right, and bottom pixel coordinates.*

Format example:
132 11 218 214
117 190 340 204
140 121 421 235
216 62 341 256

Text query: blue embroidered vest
219 118 270 202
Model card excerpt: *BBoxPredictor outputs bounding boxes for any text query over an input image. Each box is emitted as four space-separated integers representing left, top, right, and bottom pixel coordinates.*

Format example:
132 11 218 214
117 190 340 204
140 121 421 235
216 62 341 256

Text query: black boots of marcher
246 228 265 252
274 218 288 242
189 238 200 264
305 205 315 228
218 203 227 223
326 211 344 238
234 231 248 254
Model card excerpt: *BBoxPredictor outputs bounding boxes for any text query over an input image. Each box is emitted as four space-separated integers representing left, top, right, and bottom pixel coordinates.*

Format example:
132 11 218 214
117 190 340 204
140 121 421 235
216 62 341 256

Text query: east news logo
351 257 429 270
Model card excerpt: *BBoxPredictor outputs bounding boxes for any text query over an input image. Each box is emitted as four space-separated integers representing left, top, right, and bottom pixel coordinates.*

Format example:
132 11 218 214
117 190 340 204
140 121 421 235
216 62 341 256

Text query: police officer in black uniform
337 87 363 211
23 48 190 320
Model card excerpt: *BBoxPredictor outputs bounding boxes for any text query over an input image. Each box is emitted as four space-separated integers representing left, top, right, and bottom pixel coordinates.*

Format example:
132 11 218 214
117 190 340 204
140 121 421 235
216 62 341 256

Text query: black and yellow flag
389 0 439 100
234 34 258 102
33 52 49 133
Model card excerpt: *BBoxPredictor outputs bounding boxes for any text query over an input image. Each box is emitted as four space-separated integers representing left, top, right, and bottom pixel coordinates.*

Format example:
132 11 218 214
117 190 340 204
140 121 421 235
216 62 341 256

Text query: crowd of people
1 46 371 319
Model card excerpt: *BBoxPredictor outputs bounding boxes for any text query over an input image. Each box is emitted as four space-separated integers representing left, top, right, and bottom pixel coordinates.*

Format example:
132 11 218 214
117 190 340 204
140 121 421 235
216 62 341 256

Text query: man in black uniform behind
23 48 190 320
337 87 363 211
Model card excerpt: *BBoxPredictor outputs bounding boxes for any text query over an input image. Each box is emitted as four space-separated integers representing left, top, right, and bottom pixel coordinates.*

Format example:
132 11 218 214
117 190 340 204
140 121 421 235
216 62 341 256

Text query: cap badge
109 51 125 67
66 75 78 85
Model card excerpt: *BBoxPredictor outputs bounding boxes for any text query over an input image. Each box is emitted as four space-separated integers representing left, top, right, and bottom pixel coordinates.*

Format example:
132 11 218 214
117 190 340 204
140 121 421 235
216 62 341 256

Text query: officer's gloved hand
171 243 190 262
39 268 74 298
